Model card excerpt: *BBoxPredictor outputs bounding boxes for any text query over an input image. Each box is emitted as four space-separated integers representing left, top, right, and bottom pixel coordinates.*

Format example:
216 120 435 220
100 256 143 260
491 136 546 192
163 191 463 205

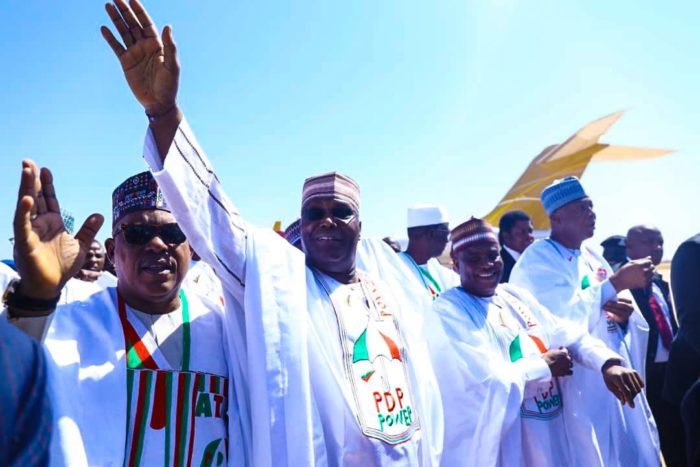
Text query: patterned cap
540 176 587 216
112 171 169 226
451 217 498 253
284 218 301 246
61 208 75 235
302 172 360 212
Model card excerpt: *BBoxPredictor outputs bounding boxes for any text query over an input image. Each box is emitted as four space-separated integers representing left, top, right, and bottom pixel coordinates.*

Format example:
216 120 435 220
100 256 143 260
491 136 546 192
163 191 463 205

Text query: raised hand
610 258 654 291
13 161 104 300
542 348 573 377
602 361 644 408
101 0 179 116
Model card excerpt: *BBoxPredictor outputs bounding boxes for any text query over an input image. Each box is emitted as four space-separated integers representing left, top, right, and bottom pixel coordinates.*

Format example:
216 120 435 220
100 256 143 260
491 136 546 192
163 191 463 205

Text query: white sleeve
143 118 248 305
511 248 606 333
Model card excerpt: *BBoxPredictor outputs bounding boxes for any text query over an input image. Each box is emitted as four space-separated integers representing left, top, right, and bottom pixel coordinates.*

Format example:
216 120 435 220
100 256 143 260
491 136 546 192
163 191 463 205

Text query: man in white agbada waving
428 217 645 466
510 176 662 466
101 1 443 465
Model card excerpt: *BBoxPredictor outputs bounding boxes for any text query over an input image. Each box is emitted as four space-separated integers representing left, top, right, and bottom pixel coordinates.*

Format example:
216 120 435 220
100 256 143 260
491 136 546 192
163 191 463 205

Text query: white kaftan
143 119 443 467
429 283 621 466
510 238 661 466
397 253 460 300
45 286 240 466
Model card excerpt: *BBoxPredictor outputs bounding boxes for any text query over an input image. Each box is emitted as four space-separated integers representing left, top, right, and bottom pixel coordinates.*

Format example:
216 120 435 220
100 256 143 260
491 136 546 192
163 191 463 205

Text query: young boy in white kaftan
100 1 444 464
428 218 646 467
510 177 662 466
8 166 240 466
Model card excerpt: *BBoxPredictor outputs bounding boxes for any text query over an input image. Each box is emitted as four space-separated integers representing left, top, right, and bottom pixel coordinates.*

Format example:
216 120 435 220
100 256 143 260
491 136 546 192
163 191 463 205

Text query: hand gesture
610 258 654 291
13 161 104 299
542 348 573 377
603 297 634 325
602 361 644 408
101 0 179 116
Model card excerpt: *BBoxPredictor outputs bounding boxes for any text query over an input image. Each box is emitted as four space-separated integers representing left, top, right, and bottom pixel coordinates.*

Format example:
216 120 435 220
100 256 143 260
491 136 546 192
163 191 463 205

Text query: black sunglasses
115 223 187 246
302 206 356 222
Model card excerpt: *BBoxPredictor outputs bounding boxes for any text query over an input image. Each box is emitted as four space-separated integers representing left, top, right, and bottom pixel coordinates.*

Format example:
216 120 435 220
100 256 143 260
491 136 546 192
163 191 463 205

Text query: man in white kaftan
100 2 444 464
428 217 645 467
398 204 459 300
7 165 241 466
510 176 661 466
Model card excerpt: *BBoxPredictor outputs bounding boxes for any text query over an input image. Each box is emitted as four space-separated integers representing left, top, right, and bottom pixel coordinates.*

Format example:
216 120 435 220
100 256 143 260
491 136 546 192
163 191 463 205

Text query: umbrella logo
352 322 402 382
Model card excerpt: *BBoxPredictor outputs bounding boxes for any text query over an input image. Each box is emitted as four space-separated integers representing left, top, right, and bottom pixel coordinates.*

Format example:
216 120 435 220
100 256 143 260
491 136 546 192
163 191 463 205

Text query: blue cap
540 176 587 216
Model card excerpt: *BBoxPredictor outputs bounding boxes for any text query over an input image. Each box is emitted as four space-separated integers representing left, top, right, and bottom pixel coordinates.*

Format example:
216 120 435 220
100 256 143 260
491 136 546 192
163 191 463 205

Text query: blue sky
0 0 697 261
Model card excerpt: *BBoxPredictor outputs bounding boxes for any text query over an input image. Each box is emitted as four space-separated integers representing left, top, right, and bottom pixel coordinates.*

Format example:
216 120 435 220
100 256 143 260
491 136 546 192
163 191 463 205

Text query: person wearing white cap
399 204 460 300
510 176 662 466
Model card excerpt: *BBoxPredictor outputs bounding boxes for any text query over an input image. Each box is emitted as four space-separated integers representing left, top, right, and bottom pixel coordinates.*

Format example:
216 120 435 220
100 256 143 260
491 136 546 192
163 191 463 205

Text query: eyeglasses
115 223 187 246
302 206 357 223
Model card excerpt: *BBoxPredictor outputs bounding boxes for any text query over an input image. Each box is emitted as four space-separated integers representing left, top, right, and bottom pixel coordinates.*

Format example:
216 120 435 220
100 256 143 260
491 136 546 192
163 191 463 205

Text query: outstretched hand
101 0 179 116
602 361 644 408
13 161 104 299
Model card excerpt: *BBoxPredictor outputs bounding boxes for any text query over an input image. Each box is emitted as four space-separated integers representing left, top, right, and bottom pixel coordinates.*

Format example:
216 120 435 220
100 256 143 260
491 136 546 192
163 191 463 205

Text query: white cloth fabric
397 253 459 299
429 283 621 466
183 259 225 305
58 278 101 306
406 204 448 228
510 238 661 466
95 271 118 289
143 118 444 466
44 286 241 466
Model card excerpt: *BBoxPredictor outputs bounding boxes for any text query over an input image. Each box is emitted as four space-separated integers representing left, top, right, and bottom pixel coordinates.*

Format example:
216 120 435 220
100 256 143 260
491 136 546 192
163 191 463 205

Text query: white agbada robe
510 238 661 466
142 119 444 466
44 286 243 466
397 253 460 299
428 283 621 467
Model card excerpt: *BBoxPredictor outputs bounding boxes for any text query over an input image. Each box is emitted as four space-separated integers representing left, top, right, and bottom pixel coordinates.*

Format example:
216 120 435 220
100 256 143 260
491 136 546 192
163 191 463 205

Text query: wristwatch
3 279 60 319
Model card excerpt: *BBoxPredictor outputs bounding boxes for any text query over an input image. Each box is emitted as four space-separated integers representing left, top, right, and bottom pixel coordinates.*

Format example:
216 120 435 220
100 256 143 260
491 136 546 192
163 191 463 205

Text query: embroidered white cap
407 204 449 228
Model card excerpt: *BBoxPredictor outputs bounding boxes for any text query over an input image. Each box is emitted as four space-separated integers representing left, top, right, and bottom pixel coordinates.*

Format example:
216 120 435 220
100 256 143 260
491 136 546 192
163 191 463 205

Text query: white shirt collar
503 244 521 261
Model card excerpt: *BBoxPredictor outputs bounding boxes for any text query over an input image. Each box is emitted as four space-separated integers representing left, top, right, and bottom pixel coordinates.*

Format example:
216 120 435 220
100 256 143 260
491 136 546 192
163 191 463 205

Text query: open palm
13 161 103 299
101 0 179 115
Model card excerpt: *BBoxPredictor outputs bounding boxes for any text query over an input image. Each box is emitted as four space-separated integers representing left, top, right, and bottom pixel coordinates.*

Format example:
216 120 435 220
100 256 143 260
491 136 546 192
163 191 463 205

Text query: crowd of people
1 1 698 466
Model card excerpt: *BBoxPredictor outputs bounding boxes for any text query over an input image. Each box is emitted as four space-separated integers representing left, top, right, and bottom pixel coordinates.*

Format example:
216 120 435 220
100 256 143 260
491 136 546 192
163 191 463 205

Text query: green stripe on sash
419 268 442 293
133 371 154 466
180 290 191 372
177 373 193 467
509 334 523 362
164 372 174 467
127 346 143 370
124 369 135 466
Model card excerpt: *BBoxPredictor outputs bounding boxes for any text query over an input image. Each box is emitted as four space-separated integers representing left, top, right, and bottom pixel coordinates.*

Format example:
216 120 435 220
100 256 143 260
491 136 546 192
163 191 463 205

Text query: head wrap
451 217 498 253
284 218 302 246
112 171 169 227
407 204 449 229
61 208 75 235
301 172 360 212
540 176 587 216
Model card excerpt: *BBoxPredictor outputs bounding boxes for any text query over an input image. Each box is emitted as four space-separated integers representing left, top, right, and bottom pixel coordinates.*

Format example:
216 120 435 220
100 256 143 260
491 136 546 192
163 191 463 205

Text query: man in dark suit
627 225 682 466
497 210 533 283
665 233 700 465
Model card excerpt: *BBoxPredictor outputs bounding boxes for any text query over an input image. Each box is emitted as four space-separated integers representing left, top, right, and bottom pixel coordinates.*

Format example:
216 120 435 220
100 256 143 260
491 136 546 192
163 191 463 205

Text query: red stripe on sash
128 371 150 467
187 373 200 466
150 371 167 430
223 378 229 397
117 292 159 370
210 374 217 394
174 373 186 467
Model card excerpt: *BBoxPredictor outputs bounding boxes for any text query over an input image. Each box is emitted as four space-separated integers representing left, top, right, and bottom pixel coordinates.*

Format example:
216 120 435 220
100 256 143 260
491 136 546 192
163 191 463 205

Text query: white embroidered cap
407 204 449 228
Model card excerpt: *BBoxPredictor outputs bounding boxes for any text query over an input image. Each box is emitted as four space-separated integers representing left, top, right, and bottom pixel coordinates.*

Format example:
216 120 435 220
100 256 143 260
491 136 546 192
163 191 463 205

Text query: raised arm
101 0 182 158
8 161 103 340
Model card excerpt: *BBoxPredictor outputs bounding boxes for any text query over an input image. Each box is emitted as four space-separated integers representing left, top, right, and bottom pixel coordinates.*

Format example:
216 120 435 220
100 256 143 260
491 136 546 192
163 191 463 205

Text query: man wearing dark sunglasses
7 165 238 465
101 1 443 464
400 204 459 300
